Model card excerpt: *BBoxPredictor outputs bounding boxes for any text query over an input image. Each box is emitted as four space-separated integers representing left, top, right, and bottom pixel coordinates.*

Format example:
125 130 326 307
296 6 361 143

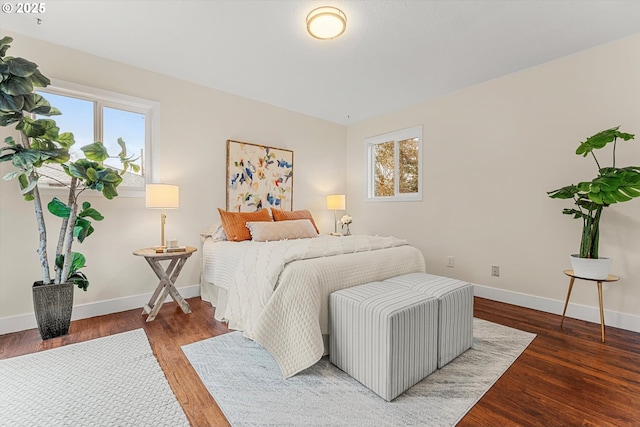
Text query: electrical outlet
447 256 454 268
491 265 500 277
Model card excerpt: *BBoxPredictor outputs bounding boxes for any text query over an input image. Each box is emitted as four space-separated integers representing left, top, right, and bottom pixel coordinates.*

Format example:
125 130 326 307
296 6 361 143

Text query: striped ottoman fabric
383 273 474 368
330 281 438 401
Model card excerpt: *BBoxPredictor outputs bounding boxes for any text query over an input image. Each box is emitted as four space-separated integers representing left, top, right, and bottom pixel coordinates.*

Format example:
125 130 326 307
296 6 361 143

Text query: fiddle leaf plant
0 35 140 290
547 127 640 259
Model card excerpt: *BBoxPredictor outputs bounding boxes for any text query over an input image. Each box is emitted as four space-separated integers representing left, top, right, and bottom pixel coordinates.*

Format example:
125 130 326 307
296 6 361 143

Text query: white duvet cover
201 235 426 377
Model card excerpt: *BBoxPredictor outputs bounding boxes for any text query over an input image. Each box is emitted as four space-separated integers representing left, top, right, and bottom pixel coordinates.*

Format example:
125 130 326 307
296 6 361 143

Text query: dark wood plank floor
1 297 639 426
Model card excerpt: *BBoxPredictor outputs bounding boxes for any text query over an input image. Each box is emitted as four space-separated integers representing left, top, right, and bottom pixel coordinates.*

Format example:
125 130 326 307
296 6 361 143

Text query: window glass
34 81 157 196
399 138 419 194
39 92 94 158
374 141 395 197
365 126 422 202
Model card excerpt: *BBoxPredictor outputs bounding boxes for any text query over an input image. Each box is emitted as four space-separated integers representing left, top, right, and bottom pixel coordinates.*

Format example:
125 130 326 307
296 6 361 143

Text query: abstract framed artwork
226 140 294 212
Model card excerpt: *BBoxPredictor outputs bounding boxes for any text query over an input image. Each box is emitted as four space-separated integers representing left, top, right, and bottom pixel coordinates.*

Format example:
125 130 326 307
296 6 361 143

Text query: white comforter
202 235 426 377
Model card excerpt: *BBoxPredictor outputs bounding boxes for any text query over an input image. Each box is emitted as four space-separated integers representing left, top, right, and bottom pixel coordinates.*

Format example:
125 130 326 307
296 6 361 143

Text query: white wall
2 31 639 335
346 34 640 331
0 32 346 332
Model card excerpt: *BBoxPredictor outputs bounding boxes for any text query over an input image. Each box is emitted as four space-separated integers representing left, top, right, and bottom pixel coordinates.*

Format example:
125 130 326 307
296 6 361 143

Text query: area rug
182 318 536 426
0 329 189 427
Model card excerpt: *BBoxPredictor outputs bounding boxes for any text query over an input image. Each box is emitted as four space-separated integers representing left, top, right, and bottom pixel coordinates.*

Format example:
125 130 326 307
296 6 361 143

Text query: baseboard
0 284 201 335
4 283 638 336
473 284 640 334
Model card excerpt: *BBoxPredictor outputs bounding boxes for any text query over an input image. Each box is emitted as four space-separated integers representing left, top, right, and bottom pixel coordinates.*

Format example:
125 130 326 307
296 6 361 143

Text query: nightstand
133 246 197 321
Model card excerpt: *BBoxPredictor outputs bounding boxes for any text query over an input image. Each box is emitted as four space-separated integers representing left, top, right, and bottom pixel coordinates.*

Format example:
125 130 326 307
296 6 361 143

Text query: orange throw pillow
217 208 272 241
271 209 319 233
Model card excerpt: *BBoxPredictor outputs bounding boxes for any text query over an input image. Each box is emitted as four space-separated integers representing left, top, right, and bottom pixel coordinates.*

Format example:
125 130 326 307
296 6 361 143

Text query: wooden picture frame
226 140 294 212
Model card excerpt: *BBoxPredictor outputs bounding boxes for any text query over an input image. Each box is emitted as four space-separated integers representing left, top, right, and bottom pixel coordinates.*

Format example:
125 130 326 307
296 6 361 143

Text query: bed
200 221 426 378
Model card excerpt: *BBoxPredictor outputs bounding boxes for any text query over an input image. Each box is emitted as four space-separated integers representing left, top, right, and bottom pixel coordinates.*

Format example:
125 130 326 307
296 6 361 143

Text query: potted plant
0 36 139 339
547 126 640 279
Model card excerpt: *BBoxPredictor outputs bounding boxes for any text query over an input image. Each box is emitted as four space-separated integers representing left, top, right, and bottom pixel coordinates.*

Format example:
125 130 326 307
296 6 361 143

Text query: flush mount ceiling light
306 6 347 40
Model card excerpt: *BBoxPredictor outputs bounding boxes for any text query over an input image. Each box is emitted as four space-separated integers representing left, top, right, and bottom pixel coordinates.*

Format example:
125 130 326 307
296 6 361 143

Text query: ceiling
2 0 640 125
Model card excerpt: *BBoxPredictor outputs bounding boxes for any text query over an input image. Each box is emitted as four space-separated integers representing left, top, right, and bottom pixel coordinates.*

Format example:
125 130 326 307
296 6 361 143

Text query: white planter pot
569 255 612 280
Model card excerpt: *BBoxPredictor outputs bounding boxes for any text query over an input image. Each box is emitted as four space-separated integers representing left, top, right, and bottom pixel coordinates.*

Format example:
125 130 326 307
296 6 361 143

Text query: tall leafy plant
0 36 139 289
547 127 640 259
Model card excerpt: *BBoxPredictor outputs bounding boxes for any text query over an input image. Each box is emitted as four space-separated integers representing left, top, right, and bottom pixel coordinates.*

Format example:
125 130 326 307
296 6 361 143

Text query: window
35 80 159 196
365 125 422 202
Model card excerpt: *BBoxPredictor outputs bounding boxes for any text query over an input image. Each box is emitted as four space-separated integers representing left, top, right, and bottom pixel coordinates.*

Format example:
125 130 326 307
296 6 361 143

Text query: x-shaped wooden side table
133 246 197 322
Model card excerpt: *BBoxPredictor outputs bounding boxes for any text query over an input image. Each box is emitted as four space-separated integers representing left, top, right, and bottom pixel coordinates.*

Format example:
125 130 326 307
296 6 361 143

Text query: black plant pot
32 281 74 340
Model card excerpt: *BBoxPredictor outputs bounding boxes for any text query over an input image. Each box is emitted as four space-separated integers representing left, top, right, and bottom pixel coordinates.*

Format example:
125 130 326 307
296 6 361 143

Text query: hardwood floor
1 297 639 426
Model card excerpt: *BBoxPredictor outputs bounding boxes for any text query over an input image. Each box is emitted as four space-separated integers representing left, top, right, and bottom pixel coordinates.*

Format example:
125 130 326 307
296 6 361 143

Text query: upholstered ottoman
329 281 438 401
383 273 474 368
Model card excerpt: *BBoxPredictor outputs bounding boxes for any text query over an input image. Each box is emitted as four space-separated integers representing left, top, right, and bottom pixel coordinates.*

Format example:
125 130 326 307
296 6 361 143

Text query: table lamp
146 184 179 247
326 194 346 235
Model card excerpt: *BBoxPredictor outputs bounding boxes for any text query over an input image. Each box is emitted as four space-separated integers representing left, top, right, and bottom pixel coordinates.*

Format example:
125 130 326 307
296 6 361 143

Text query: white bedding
201 235 426 378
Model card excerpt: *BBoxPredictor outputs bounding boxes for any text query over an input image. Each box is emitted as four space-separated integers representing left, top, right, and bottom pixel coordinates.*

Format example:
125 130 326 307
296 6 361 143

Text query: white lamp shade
326 194 346 210
146 184 179 209
306 6 347 40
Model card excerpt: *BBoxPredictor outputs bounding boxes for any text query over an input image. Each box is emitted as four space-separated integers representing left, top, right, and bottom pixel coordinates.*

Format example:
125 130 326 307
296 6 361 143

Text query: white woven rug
183 318 535 427
0 329 189 427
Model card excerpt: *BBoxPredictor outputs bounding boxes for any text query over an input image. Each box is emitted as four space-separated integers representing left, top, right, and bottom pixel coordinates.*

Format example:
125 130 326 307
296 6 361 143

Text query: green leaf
22 93 58 115
3 170 21 180
102 184 118 199
20 177 38 195
0 110 22 126
78 203 104 221
3 136 15 146
576 126 635 157
28 69 50 88
0 36 13 57
588 191 604 205
68 271 89 291
0 75 33 96
100 170 121 183
117 137 127 157
69 252 86 273
74 217 93 243
547 185 579 199
610 190 632 203
47 197 71 218
56 132 75 149
16 117 58 139
86 167 98 181
81 142 109 162
6 57 38 77
0 90 24 111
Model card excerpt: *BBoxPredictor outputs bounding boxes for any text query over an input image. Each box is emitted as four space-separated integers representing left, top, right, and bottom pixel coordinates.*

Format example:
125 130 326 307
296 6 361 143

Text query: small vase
343 224 351 236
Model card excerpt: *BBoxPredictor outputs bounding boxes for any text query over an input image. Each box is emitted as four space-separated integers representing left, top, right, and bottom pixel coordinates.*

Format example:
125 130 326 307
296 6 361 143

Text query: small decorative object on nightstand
560 269 620 343
133 246 196 321
340 214 352 236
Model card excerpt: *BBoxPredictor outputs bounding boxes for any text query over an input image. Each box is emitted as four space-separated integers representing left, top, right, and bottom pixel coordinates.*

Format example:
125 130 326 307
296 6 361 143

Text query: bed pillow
246 219 318 242
200 223 227 243
271 209 319 233
217 208 272 242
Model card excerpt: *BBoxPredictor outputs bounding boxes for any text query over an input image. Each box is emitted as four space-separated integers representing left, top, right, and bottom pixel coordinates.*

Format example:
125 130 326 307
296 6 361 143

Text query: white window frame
36 79 160 198
365 125 423 202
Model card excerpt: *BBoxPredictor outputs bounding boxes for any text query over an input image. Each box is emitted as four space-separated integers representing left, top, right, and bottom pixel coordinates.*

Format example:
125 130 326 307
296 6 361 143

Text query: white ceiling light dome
306 6 347 40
